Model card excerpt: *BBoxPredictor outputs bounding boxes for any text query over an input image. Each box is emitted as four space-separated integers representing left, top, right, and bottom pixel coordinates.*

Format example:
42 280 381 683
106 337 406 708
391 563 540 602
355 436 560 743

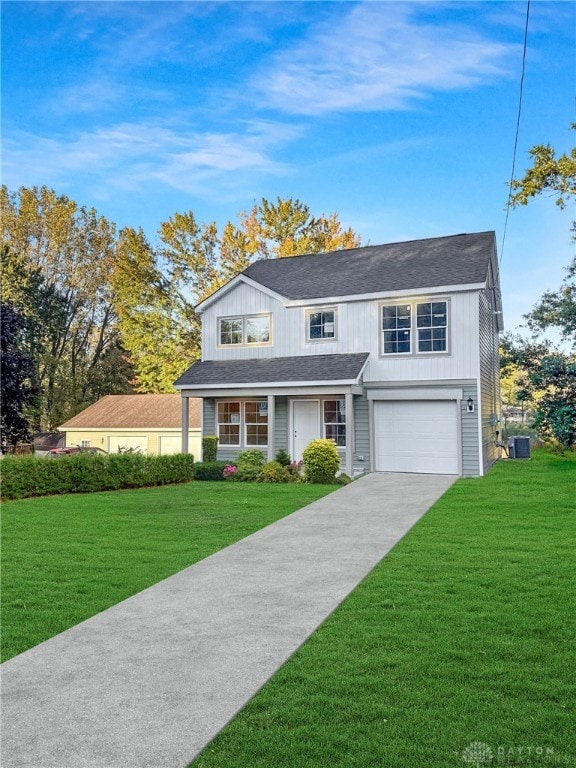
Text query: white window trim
243 400 269 448
305 306 338 343
217 399 269 449
217 401 241 447
217 314 273 348
322 398 347 448
379 298 450 357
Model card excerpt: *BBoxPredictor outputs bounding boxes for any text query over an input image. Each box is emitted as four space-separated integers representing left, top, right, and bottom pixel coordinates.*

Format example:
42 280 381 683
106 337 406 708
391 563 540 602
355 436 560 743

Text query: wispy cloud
252 2 516 116
2 118 303 201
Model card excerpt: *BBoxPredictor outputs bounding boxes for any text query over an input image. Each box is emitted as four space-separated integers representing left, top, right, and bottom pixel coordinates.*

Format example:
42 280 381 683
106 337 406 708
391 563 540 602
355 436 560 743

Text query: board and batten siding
202 283 482 383
478 286 501 474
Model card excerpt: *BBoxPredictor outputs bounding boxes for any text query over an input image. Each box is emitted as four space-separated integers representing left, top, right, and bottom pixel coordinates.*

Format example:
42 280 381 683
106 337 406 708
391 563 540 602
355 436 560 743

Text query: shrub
192 461 228 481
0 453 195 500
202 436 219 462
235 449 266 481
302 439 340 484
274 448 291 467
335 473 352 485
222 464 238 479
258 461 291 483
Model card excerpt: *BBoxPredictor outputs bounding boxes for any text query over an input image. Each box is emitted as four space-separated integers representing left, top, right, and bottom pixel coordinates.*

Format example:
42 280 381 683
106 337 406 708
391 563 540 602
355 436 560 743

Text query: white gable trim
285 282 487 307
196 275 288 312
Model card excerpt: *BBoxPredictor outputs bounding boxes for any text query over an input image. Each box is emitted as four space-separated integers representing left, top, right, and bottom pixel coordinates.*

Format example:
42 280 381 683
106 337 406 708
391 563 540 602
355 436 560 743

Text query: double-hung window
217 402 241 446
218 315 271 347
382 304 412 354
381 300 448 355
244 401 268 446
417 301 447 352
307 308 337 341
323 399 346 446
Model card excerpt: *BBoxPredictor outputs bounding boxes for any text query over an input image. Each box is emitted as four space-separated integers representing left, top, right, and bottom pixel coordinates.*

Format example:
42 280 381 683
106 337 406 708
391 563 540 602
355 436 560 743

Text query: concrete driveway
1 472 457 768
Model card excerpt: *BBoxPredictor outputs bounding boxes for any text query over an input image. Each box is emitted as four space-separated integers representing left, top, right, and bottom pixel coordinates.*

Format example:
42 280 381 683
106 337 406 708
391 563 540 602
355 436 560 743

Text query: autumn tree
1 186 133 428
112 199 361 392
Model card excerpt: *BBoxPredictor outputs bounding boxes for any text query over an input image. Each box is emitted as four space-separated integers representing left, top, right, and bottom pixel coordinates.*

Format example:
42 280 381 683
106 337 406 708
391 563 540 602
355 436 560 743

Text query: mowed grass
191 450 575 768
1 481 336 662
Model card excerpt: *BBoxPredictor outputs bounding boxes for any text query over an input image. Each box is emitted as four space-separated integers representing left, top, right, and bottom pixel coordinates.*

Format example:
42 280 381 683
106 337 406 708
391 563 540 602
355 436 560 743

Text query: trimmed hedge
192 461 228 481
1 453 195 500
202 436 219 462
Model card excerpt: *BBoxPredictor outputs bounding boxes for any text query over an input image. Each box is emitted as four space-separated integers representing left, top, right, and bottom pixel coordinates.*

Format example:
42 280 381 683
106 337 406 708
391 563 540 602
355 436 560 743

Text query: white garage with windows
371 394 460 475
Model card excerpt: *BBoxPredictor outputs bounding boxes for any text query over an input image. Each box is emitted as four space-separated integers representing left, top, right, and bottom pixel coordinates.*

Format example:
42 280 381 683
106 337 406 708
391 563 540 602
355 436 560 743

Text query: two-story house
175 231 503 477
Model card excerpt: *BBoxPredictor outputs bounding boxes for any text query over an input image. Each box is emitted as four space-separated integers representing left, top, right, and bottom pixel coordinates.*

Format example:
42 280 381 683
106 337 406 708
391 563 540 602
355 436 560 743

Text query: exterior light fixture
467 397 475 413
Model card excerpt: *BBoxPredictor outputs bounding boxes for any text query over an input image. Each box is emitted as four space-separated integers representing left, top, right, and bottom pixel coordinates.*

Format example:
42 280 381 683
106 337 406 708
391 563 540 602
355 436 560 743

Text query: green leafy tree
502 129 576 448
1 186 133 428
501 336 576 449
0 303 39 449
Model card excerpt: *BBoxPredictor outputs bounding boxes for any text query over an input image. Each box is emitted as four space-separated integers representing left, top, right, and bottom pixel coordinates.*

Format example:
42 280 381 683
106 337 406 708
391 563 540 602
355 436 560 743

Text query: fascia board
174 378 359 391
285 282 486 307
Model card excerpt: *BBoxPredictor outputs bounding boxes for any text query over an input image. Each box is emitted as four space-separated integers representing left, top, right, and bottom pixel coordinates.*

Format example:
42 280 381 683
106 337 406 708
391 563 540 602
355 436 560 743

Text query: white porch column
267 395 275 462
181 395 189 454
345 392 354 476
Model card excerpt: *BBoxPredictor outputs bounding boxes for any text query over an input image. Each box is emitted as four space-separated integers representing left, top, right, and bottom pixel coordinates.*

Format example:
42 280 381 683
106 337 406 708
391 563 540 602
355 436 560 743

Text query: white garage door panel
374 401 458 474
108 435 147 454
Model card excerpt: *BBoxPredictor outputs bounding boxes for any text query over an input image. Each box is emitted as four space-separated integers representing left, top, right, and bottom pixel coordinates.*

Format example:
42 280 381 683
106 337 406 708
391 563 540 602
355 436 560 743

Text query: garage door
108 435 147 454
374 401 458 474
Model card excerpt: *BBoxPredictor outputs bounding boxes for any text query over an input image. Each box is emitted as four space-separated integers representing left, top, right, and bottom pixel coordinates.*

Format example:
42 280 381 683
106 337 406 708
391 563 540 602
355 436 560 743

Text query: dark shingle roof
241 231 496 300
174 353 370 388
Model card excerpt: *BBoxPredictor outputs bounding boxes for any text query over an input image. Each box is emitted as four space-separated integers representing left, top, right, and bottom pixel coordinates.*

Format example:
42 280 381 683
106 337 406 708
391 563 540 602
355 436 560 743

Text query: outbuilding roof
174 352 370 388
239 231 496 301
59 395 200 429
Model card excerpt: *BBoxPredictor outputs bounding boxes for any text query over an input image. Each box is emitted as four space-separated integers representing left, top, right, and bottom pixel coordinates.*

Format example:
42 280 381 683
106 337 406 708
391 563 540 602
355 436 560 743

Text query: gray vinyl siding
353 392 370 474
274 396 288 454
461 382 480 476
479 280 501 474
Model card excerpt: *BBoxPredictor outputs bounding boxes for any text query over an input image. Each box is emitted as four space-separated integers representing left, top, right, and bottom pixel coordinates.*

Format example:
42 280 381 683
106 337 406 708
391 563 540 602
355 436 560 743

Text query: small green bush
0 453 195 500
235 449 266 481
274 448 292 467
192 461 228 481
302 439 340 484
335 473 352 485
202 436 219 462
258 461 291 483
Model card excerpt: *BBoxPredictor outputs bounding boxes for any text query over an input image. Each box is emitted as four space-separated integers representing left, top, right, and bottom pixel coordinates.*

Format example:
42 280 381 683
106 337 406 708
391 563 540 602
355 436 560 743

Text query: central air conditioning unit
508 436 531 459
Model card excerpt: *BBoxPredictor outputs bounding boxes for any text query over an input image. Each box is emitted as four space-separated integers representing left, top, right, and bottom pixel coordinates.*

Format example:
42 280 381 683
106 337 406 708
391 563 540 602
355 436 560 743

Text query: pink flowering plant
222 464 238 480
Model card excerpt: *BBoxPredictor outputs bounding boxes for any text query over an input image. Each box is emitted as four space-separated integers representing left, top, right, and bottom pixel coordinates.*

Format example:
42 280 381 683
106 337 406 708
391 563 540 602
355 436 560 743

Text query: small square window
308 309 336 341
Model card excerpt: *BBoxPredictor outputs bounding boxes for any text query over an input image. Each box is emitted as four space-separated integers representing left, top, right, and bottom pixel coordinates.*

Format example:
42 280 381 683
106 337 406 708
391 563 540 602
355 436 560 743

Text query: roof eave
195 274 288 312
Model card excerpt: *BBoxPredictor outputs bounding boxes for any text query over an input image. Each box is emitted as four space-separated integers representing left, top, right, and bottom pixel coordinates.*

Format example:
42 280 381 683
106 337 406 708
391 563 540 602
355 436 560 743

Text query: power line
500 0 531 266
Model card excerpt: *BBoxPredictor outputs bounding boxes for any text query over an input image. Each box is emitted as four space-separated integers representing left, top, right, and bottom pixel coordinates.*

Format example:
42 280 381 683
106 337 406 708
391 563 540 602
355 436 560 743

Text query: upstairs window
382 304 412 354
417 301 447 353
307 308 337 341
381 300 449 355
218 315 271 347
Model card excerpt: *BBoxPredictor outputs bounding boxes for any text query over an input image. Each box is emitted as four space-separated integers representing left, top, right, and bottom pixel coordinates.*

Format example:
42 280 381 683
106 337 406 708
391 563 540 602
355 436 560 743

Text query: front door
292 400 321 461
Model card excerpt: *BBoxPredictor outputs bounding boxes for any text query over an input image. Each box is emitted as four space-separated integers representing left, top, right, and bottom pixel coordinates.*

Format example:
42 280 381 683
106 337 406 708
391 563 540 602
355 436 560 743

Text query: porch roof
174 352 370 389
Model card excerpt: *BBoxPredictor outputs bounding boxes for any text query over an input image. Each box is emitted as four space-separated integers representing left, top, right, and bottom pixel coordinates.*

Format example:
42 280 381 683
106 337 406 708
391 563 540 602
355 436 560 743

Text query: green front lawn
191 450 575 768
1 481 336 662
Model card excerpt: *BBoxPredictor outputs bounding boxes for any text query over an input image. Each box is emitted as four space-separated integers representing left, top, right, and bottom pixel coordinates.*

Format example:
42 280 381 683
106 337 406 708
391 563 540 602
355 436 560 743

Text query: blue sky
2 1 574 337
